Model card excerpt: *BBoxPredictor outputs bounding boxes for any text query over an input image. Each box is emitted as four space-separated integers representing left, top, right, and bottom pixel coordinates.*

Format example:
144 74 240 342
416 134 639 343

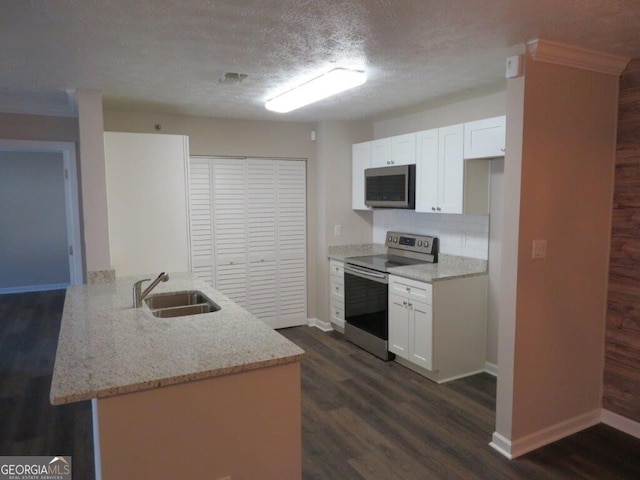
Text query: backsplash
373 210 489 259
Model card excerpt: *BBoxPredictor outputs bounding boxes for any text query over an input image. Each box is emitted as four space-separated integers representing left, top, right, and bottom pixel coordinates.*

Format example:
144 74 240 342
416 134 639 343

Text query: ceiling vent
218 72 248 84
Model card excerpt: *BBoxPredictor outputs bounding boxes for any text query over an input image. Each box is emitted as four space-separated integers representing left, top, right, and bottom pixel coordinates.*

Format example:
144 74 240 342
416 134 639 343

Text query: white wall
76 90 112 276
315 120 373 325
372 210 489 259
374 91 506 138
0 151 70 289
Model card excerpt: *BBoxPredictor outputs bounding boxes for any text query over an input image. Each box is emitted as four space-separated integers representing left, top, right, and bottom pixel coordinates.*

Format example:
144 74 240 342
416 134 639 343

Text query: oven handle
344 264 389 284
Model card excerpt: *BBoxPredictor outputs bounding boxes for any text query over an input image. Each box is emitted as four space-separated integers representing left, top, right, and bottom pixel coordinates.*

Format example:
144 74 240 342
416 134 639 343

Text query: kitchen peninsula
50 274 305 480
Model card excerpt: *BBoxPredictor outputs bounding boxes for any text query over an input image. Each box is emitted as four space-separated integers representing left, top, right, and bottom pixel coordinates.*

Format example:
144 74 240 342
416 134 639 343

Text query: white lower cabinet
329 260 345 331
388 274 487 383
389 276 433 370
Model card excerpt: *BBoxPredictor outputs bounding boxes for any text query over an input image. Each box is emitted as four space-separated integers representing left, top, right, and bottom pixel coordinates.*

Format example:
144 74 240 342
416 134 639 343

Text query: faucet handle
133 278 151 308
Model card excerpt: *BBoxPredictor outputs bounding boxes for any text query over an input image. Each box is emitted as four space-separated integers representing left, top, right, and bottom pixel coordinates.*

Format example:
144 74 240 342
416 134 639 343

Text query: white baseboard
602 409 640 439
489 432 513 459
484 361 497 377
490 408 601 459
0 283 68 294
307 318 333 332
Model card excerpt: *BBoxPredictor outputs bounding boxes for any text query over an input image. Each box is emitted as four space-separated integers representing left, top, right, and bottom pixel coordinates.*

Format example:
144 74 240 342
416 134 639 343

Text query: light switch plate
334 224 342 237
532 239 547 259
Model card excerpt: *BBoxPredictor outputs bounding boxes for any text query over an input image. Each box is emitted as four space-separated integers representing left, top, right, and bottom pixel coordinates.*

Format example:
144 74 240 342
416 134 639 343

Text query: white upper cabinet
438 124 465 214
371 137 392 167
416 124 490 215
416 124 465 214
371 133 416 167
463 115 506 159
352 141 371 210
391 133 417 165
415 129 439 213
354 115 499 214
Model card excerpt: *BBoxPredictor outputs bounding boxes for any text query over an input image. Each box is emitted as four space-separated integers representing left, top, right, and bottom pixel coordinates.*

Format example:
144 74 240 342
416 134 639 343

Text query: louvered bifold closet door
276 160 307 328
189 159 214 285
246 159 278 324
212 158 248 308
189 156 306 329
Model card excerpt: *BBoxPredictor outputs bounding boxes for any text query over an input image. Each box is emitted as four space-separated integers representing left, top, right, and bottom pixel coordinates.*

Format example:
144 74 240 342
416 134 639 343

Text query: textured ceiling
1 0 639 122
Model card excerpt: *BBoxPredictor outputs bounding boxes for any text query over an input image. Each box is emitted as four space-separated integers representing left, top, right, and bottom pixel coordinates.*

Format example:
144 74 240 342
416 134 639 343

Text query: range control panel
385 231 438 256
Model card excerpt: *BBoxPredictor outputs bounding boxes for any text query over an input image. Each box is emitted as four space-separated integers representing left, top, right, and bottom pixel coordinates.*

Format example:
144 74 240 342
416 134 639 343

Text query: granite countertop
50 273 305 405
328 244 487 283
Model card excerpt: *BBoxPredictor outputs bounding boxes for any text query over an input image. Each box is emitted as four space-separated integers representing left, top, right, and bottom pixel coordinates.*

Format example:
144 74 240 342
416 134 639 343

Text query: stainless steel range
344 231 438 360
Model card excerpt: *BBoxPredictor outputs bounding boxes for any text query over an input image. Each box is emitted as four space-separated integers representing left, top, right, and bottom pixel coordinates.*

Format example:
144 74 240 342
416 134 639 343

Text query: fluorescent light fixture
265 67 366 113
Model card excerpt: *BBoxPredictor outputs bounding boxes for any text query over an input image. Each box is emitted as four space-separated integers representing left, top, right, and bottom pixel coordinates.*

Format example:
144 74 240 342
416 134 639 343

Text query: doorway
0 140 83 293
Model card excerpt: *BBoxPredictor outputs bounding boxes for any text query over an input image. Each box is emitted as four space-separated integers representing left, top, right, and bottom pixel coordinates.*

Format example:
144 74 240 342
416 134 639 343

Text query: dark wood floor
0 290 94 479
279 326 640 480
1 290 639 479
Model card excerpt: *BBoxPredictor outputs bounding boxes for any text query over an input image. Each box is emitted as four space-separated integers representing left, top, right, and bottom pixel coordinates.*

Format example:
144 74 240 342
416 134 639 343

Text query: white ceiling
1 0 640 122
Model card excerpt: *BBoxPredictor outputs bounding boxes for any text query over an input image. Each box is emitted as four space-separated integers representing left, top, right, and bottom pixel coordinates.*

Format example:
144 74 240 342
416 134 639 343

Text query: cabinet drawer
329 259 344 280
330 281 344 300
389 275 432 304
330 301 345 322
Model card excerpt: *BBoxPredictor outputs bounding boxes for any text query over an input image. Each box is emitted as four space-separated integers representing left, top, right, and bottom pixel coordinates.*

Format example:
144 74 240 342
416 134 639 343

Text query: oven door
344 264 388 340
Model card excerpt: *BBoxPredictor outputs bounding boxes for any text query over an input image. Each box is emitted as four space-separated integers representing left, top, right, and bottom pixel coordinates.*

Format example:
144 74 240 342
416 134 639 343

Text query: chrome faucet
133 272 169 308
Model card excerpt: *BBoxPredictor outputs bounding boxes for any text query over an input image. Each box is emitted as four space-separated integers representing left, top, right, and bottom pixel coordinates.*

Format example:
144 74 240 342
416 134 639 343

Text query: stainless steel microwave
364 164 415 209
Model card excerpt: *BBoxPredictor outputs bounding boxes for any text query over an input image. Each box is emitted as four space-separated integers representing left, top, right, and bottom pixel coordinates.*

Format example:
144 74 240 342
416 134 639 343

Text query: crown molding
527 39 630 76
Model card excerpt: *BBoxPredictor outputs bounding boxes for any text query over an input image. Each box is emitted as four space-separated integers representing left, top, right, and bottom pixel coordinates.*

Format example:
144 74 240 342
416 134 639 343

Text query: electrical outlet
334 224 342 237
532 239 547 259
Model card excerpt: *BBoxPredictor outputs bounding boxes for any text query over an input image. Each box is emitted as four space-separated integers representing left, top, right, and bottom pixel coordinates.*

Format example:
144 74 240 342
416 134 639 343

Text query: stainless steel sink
144 290 220 318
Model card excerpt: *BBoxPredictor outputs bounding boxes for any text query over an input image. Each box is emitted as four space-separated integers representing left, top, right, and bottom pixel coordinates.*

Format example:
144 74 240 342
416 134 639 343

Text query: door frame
0 139 84 285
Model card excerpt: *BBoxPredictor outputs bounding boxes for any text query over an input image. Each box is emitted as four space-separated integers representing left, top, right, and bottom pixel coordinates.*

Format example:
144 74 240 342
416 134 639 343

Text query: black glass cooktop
345 254 430 273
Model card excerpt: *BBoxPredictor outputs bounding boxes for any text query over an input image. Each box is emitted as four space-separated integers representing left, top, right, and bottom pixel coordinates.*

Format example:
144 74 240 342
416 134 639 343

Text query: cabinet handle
403 301 408 306
335 286 339 291
436 207 441 212
408 302 413 309
406 287 411 292
431 207 436 211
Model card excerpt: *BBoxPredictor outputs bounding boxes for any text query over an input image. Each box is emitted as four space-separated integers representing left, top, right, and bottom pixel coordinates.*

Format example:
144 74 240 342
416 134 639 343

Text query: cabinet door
389 294 410 359
352 142 371 210
276 160 307 328
463 115 506 159
214 257 247 308
415 129 439 213
189 159 214 286
391 133 416 165
410 300 433 370
438 124 464 214
248 257 278 325
371 137 392 167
